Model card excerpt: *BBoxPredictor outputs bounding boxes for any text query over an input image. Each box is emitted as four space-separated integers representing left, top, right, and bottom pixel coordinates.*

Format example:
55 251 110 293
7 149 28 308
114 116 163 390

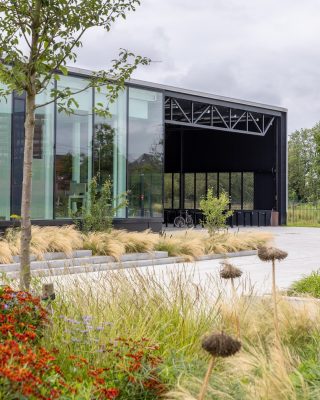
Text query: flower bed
0 286 166 399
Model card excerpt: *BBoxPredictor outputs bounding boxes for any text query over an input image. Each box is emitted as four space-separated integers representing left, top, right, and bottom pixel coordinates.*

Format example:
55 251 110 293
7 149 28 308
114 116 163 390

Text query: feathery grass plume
220 261 243 338
258 245 288 344
198 332 241 400
0 240 13 264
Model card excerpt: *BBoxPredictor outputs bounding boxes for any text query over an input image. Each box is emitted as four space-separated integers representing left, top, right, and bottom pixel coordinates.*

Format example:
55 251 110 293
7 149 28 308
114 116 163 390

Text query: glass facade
55 76 93 218
32 83 55 219
94 88 127 217
128 88 163 218
164 172 255 211
0 86 11 220
0 73 263 224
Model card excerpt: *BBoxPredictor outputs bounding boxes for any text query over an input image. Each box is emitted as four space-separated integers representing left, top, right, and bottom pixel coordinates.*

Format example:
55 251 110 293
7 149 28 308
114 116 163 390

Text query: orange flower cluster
0 286 47 343
0 287 167 399
0 287 71 399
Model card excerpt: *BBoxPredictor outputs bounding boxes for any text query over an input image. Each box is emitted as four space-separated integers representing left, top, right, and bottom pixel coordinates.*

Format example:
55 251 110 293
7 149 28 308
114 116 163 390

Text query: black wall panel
165 125 276 173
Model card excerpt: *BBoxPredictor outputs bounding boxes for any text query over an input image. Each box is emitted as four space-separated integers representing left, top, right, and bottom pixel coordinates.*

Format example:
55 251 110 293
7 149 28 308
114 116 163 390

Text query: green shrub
289 271 320 298
199 189 233 236
80 177 127 233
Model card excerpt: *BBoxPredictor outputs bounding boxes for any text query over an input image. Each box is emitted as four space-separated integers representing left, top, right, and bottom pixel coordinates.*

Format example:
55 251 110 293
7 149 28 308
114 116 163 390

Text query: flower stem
198 357 215 400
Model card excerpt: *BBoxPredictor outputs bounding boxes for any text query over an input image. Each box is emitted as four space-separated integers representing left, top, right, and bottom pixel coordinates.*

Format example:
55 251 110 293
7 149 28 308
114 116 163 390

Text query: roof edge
67 65 288 113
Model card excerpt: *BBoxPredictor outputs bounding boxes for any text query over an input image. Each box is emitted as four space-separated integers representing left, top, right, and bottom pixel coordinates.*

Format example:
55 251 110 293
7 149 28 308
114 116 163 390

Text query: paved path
47 227 320 295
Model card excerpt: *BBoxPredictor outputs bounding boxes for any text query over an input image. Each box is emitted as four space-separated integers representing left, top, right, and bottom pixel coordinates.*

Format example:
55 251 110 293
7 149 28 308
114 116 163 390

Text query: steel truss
164 96 275 135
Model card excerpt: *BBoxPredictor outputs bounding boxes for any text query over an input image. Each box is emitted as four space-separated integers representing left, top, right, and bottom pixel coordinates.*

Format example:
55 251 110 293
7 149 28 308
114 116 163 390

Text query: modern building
0 67 287 231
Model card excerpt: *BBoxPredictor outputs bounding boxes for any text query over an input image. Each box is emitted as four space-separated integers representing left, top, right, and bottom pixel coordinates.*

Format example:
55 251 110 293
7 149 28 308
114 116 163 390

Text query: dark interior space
164 121 279 226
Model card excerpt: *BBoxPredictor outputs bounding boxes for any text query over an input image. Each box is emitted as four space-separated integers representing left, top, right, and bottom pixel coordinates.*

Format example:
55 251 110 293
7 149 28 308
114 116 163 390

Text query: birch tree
0 0 149 290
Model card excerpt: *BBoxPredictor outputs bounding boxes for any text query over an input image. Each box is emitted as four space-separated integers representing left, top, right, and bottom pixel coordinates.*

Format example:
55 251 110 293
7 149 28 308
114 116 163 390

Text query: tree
199 189 233 236
0 0 149 290
288 124 320 203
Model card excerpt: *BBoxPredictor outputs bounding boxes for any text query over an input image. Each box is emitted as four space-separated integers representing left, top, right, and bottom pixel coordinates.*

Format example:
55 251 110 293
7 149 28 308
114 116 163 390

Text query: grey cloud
75 0 320 133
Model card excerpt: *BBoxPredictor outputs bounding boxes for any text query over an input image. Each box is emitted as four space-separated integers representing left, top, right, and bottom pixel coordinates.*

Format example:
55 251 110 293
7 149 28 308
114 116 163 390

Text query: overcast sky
75 0 320 133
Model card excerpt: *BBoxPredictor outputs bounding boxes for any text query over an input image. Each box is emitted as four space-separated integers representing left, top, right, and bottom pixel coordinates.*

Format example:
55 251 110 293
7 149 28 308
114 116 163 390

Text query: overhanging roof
67 65 287 114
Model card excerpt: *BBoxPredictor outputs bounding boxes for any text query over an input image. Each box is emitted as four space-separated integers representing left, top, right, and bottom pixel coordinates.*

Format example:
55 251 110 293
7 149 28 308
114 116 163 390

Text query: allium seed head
202 332 241 357
220 262 242 279
258 246 288 262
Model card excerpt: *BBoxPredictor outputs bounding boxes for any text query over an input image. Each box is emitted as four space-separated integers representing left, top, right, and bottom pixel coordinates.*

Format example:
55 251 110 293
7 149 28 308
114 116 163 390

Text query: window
94 87 127 218
128 88 163 218
184 173 195 209
55 76 93 218
173 173 180 209
243 173 254 209
219 173 230 197
164 173 172 209
0 87 12 220
31 82 54 219
207 173 218 197
196 173 206 208
231 173 242 209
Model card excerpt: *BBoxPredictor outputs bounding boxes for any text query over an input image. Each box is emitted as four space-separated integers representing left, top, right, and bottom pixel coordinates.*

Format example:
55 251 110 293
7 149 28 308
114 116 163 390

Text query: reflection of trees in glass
184 173 194 209
231 173 242 209
243 173 254 209
164 173 172 208
219 173 229 196
196 173 206 209
128 133 163 217
93 123 115 186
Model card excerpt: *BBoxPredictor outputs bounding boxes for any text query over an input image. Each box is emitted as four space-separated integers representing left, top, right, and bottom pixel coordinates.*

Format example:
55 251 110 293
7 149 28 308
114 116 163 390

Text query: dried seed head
42 283 55 301
220 262 242 279
258 246 288 262
202 332 241 358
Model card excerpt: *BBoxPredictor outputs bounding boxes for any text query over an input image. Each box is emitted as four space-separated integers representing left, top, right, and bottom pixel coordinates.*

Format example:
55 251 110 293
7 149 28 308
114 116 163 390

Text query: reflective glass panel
184 173 194 209
231 172 242 209
0 87 12 220
55 76 93 218
219 172 230 197
196 173 206 208
243 172 254 209
173 173 180 209
32 82 54 219
207 173 217 197
128 88 163 218
164 173 172 209
94 87 127 218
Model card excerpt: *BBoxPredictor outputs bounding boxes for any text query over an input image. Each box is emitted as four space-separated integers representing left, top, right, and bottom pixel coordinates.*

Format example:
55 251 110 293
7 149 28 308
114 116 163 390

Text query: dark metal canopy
165 96 276 136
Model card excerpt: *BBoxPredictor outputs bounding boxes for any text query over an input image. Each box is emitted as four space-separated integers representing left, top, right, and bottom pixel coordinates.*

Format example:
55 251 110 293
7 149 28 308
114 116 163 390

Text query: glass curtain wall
55 76 92 218
243 173 254 209
94 87 127 218
0 86 12 220
231 172 242 209
195 173 206 208
32 82 54 219
128 88 163 218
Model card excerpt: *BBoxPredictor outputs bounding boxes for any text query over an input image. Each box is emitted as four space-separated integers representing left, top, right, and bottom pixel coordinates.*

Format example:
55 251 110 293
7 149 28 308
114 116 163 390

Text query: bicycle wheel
186 215 193 227
174 216 185 228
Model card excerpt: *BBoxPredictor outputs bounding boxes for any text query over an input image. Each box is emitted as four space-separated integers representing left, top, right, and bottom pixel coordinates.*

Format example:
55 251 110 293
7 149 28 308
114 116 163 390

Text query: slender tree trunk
20 90 36 290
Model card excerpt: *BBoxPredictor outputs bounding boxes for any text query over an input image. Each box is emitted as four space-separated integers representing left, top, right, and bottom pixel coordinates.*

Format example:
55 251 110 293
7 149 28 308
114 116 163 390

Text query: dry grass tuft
83 232 125 260
0 226 272 265
0 240 13 264
112 229 158 253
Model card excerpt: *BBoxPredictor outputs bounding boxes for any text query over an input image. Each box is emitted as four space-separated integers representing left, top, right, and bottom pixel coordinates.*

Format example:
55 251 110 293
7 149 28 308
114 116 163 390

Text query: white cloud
75 0 320 132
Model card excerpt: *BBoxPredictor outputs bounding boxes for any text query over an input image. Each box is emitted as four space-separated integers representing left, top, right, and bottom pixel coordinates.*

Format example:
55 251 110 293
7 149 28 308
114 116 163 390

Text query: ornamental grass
0 225 272 264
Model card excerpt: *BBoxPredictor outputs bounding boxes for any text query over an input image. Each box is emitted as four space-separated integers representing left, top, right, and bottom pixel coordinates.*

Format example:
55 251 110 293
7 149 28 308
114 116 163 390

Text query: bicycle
174 209 194 228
